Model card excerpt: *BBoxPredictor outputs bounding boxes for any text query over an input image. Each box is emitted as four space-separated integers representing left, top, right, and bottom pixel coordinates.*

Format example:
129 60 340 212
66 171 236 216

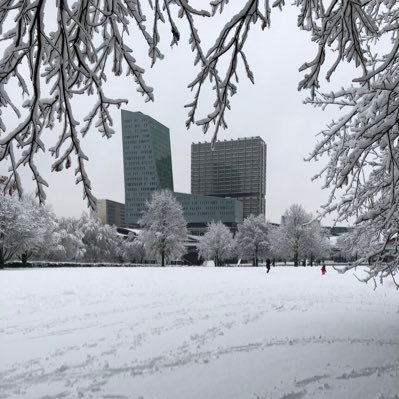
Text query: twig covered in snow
299 1 399 285
0 1 271 205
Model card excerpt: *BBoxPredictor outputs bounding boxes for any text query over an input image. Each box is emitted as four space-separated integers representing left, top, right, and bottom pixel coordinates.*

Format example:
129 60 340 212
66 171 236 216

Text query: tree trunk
161 251 165 267
0 247 11 269
294 236 300 266
255 246 258 266
21 253 28 265
0 244 4 269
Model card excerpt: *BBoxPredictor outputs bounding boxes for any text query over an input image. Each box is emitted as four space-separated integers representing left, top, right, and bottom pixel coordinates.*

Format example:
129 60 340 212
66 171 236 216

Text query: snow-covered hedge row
4 262 157 268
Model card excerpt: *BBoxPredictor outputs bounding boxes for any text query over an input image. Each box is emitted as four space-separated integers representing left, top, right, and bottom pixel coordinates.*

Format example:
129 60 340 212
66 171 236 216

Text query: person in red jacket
321 264 327 275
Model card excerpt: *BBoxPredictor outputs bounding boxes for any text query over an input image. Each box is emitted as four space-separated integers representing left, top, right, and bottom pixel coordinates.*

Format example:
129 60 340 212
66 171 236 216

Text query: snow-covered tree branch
299 1 399 285
1 1 399 283
0 1 269 205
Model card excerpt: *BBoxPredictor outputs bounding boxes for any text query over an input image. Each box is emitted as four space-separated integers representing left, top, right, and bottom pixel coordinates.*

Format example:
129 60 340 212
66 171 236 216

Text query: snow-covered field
0 267 398 399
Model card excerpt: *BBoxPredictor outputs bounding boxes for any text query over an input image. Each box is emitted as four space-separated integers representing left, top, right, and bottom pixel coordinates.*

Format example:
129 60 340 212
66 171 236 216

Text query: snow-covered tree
305 221 330 265
17 196 55 264
34 222 65 262
294 0 399 285
48 217 86 262
336 228 383 264
198 221 233 266
139 190 188 266
0 175 16 196
0 194 23 267
122 233 146 264
271 204 329 266
0 194 52 266
235 214 270 266
78 214 121 263
2 1 399 283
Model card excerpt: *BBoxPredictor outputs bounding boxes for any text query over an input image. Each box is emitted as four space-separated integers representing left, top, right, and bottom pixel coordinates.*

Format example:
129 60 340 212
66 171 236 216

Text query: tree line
0 1 397 283
1 189 331 268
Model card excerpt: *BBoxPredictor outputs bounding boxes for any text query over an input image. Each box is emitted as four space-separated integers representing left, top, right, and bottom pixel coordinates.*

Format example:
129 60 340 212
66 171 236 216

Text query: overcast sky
0 3 356 225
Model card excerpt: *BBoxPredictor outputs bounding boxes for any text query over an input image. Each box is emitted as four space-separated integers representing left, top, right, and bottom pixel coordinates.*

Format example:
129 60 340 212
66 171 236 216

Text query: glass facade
150 122 174 189
175 192 243 225
191 137 267 219
122 110 174 225
122 110 243 228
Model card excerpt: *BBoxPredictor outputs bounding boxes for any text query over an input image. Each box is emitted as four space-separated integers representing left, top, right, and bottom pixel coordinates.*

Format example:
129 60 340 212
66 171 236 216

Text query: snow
0 267 398 399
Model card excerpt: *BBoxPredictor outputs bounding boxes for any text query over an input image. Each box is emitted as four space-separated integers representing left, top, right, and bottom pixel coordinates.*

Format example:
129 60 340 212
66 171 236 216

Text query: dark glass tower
122 110 174 225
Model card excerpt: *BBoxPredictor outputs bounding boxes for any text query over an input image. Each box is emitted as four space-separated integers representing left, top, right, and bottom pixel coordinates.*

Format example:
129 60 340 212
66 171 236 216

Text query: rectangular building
91 199 125 227
175 192 243 234
191 137 267 219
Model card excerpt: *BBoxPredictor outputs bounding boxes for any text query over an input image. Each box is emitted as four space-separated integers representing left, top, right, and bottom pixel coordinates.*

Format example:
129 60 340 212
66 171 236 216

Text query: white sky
0 3 358 225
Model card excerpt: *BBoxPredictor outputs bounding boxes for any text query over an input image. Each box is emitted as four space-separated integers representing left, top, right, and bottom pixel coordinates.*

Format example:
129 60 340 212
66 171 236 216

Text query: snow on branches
139 189 188 266
1 1 399 283
271 204 329 266
0 192 54 266
0 0 269 206
235 214 270 266
299 0 399 284
198 221 234 266
185 0 270 144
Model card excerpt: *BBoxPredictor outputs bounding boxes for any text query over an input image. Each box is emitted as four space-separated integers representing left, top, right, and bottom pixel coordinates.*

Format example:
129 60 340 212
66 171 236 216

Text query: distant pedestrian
266 258 271 273
321 264 327 275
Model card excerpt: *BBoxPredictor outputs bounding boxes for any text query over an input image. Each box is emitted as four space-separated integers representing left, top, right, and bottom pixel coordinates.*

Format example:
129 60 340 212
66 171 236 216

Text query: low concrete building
91 199 126 227
175 192 243 235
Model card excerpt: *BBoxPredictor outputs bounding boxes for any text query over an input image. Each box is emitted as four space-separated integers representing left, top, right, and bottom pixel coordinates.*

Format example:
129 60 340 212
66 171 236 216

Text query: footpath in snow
0 266 398 399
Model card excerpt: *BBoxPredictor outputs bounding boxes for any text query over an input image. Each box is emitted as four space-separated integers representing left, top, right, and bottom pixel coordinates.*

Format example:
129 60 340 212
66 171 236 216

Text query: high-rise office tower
122 110 174 225
191 137 267 219
122 110 243 228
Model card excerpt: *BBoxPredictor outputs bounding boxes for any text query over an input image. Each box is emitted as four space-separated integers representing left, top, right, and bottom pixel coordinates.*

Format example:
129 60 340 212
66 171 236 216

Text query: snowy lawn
0 267 398 399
